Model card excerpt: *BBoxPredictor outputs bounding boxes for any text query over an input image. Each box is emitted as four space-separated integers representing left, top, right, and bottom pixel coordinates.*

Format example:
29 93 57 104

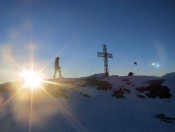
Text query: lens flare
151 62 155 66
151 62 161 70
155 63 160 69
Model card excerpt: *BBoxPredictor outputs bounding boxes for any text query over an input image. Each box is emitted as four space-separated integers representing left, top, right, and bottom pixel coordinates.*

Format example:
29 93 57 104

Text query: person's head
56 57 59 61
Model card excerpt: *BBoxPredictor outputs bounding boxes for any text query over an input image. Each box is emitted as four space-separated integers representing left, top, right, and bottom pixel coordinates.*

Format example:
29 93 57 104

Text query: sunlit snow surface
0 73 175 132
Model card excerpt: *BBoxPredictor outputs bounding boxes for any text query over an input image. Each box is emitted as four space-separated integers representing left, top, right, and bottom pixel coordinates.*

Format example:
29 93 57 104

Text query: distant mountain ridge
162 72 175 81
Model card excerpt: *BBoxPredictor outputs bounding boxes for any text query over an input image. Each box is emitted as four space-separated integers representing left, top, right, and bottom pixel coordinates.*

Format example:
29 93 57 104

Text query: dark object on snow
126 82 132 85
53 57 62 79
96 81 112 90
112 88 125 99
135 87 145 93
84 78 112 90
122 79 129 82
122 78 132 85
145 93 157 98
155 114 175 124
112 87 131 99
122 79 131 85
123 88 131 93
79 93 91 98
128 72 134 76
137 95 146 98
135 79 172 99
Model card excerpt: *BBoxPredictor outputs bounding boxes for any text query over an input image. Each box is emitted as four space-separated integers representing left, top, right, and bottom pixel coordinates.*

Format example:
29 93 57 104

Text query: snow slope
0 73 175 132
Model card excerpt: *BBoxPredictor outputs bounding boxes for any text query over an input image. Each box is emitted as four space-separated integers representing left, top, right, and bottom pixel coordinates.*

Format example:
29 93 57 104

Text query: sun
21 71 42 89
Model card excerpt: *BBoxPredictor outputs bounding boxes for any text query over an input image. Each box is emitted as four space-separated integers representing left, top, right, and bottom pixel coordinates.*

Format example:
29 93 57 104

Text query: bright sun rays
20 70 42 89
0 43 84 132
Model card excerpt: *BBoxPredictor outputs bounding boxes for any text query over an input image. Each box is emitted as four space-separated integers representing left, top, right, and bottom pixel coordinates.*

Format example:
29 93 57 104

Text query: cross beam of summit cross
97 44 113 77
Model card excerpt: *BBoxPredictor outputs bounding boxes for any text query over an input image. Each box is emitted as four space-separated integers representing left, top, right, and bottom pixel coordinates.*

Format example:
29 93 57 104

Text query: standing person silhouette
53 57 62 79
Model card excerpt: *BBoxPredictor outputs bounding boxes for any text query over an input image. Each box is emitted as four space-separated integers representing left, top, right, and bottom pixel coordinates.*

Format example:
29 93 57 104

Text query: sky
0 0 175 82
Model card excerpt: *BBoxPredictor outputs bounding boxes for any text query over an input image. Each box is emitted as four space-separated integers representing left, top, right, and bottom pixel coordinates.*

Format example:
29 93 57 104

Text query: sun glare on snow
21 71 42 89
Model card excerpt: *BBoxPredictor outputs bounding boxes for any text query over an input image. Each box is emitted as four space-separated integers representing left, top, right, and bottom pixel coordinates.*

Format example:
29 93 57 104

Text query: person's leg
59 69 62 78
53 69 57 79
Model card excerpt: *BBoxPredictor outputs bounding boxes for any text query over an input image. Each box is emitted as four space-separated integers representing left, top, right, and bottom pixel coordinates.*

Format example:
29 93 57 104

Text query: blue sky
0 0 175 82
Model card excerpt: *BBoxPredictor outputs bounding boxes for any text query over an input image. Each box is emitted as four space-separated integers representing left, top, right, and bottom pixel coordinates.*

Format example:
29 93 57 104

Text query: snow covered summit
0 73 175 132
